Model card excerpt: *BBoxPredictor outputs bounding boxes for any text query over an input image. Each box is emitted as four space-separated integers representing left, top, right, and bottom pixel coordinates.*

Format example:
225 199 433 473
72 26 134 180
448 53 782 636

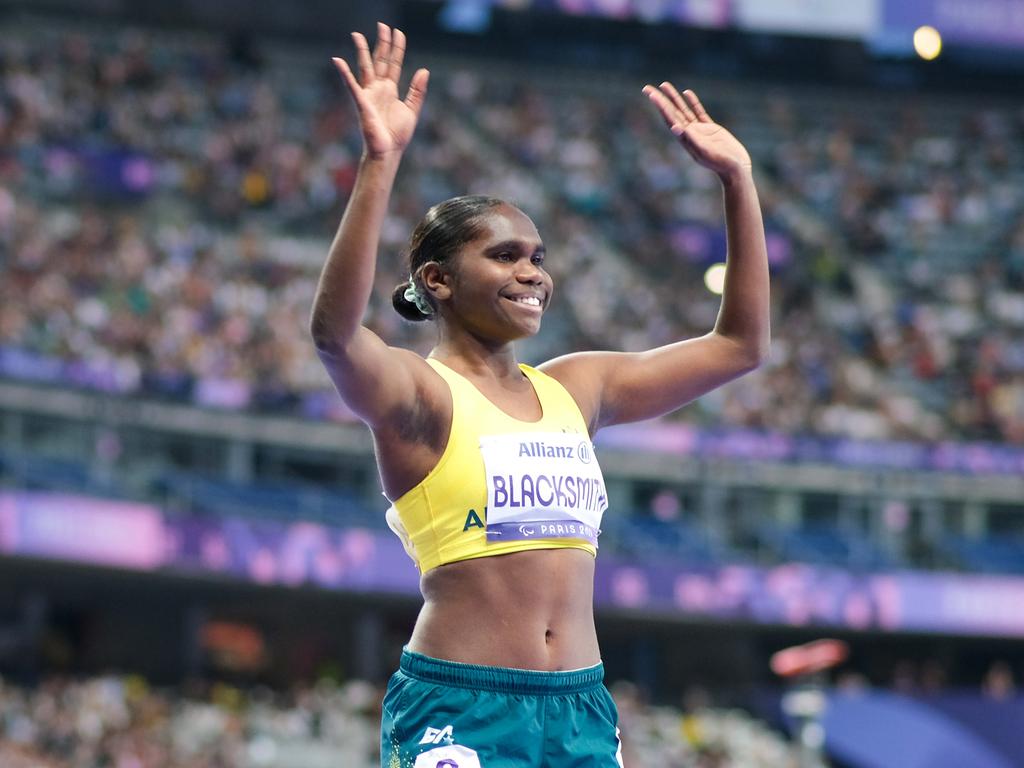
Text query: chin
516 320 543 339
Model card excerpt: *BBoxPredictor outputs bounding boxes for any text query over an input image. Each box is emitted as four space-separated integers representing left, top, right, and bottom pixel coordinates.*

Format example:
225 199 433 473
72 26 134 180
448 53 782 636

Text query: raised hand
643 83 752 179
333 23 430 159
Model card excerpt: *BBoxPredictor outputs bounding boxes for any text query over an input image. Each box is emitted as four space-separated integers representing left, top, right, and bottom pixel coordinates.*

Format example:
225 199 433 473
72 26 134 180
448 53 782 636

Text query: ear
421 261 453 301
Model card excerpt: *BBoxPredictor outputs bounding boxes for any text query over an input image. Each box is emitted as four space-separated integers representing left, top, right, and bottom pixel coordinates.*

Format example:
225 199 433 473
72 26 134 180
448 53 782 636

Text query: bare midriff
407 548 600 671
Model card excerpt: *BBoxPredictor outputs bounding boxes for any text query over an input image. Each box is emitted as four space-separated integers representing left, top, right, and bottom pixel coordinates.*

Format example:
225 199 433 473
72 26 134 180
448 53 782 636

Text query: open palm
333 23 429 159
644 83 752 177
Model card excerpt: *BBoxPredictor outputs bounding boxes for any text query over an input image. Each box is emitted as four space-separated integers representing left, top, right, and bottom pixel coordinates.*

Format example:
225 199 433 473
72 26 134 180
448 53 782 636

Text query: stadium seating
0 673 801 768
152 470 379 527
2 21 1022 446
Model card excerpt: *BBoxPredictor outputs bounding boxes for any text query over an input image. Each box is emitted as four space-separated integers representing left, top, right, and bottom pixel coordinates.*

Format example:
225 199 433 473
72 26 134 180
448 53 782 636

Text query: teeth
513 296 541 306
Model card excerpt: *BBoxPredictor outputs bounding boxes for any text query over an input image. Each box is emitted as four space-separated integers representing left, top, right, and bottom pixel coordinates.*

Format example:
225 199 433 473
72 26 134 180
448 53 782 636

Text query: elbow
308 313 330 353
735 347 768 376
748 335 771 369
310 328 336 356
310 329 349 359
741 335 770 374
749 352 769 373
717 329 770 372
308 310 346 356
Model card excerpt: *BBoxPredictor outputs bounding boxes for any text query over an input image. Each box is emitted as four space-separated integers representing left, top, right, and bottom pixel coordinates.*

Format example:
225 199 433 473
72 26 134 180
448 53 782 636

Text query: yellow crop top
386 359 607 573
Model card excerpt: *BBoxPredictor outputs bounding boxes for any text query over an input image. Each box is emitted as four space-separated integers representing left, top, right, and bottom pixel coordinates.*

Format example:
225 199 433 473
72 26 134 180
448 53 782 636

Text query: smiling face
431 204 553 344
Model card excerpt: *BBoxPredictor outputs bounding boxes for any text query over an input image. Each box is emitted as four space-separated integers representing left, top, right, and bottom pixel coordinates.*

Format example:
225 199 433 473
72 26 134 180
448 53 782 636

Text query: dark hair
391 195 505 322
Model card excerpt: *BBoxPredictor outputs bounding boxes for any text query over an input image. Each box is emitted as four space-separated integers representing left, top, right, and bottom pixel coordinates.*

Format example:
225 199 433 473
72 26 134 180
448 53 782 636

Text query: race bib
480 432 607 545
414 745 482 768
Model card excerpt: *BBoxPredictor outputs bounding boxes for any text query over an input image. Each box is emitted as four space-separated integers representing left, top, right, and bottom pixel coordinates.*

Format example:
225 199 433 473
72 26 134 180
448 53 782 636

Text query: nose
516 260 543 284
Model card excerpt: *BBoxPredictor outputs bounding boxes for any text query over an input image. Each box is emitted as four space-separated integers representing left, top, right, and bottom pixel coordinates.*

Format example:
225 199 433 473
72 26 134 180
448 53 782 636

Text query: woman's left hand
643 83 752 179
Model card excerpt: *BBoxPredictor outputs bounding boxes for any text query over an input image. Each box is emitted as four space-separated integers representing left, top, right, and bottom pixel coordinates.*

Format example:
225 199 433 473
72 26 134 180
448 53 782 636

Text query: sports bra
386 359 608 573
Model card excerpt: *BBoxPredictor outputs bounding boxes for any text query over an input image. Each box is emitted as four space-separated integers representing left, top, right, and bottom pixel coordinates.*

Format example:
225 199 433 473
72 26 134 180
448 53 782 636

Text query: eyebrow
483 240 546 255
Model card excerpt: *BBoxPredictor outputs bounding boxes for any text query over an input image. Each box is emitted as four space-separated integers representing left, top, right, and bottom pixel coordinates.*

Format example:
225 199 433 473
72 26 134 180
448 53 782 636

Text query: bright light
704 263 727 295
913 26 942 60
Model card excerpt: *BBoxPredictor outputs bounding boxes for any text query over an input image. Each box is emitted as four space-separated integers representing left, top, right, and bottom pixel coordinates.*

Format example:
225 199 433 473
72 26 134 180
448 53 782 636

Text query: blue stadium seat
606 514 726 565
0 450 112 496
151 471 380 528
938 534 1024 575
756 522 899 570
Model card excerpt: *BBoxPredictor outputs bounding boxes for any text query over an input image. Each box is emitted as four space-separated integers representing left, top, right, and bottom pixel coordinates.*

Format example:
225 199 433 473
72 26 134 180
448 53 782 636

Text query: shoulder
536 352 622 435
537 350 621 391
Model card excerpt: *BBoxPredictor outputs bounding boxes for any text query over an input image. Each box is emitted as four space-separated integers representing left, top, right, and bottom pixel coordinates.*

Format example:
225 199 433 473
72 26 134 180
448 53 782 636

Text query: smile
505 295 543 310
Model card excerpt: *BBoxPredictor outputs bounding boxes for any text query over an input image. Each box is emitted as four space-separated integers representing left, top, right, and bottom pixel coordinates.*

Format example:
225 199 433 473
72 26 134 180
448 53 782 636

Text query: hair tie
403 275 435 317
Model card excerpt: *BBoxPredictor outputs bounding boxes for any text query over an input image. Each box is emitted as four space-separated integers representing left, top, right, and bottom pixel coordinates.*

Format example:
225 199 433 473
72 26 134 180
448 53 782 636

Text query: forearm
310 152 402 351
713 168 770 363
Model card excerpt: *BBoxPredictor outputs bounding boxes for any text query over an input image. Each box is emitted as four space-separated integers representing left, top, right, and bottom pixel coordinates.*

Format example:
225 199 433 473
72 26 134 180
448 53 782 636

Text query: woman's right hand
333 23 429 160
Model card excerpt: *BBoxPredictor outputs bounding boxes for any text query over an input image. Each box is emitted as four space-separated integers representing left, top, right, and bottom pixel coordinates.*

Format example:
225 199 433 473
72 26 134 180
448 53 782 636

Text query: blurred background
1 0 1023 765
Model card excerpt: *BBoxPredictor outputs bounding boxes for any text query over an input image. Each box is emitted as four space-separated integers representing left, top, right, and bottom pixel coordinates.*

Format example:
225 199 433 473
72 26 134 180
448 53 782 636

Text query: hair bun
391 281 431 322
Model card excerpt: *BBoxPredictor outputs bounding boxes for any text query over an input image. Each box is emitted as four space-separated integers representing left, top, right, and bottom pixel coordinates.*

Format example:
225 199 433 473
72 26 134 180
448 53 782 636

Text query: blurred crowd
0 674 378 768
1 667 1020 768
2 23 1023 443
0 674 800 768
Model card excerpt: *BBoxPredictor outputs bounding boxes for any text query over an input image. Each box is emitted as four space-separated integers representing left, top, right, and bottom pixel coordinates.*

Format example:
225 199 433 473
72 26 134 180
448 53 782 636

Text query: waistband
399 649 604 696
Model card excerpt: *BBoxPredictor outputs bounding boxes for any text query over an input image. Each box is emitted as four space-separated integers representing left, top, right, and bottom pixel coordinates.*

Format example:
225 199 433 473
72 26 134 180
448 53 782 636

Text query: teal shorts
381 649 624 767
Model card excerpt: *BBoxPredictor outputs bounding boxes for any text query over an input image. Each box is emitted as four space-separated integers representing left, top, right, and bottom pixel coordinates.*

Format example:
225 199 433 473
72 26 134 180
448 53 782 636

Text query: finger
659 82 697 123
682 89 712 122
332 57 363 101
404 68 430 116
388 28 407 82
643 85 681 131
333 56 362 94
373 22 392 79
352 32 375 85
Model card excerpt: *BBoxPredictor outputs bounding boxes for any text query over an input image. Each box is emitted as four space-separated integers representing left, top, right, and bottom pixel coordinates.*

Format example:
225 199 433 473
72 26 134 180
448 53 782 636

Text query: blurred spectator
1 22 1022 446
1 673 798 768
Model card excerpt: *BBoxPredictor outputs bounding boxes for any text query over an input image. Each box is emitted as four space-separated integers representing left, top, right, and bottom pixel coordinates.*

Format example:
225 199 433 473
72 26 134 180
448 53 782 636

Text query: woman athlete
311 23 769 768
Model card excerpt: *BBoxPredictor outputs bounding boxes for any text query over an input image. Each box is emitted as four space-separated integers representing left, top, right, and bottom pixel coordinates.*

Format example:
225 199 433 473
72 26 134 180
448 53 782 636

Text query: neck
431 326 522 380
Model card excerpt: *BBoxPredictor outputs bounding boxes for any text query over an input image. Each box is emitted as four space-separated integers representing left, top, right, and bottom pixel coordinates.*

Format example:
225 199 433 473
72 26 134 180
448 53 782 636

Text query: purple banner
420 0 1024 47
0 347 136 394
595 422 1024 476
0 493 167 569
883 0 1024 47
5 490 1024 636
594 558 1024 637
0 491 419 592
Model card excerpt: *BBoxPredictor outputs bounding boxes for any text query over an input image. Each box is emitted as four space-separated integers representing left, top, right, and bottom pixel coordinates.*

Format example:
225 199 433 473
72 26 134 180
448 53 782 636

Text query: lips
502 294 545 312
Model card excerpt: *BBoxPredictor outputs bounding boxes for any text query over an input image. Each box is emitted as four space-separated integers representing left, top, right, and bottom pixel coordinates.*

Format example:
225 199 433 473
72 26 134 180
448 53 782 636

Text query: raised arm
309 23 431 427
542 85 770 432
